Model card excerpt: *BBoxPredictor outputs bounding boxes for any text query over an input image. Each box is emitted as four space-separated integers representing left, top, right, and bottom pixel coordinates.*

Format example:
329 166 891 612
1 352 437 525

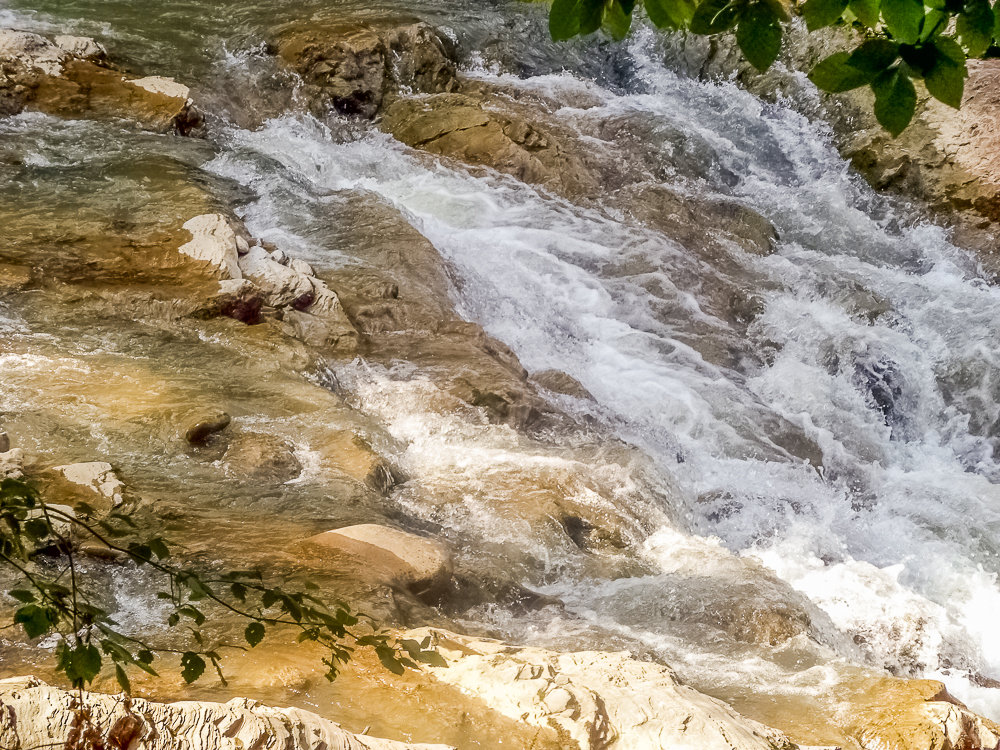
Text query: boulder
307 524 453 599
0 431 9 453
0 676 451 750
50 461 124 505
845 677 1000 750
196 279 266 324
276 19 458 118
531 369 594 400
408 628 797 750
178 214 244 280
315 430 402 494
222 432 302 484
0 448 24 479
0 29 203 134
184 411 232 444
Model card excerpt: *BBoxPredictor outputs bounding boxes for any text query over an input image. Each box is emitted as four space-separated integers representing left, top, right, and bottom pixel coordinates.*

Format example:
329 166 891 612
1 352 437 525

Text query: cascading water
3 0 1000 740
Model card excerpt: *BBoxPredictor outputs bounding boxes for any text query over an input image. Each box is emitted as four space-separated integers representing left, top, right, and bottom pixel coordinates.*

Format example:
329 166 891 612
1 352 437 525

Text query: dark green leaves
882 0 925 43
645 0 698 28
810 52 877 91
924 36 968 106
737 3 783 69
244 622 265 648
873 68 918 134
604 0 634 38
802 0 849 29
550 0 605 39
957 0 995 56
14 604 54 639
849 0 881 27
58 642 102 687
690 0 742 33
849 39 902 72
180 651 206 683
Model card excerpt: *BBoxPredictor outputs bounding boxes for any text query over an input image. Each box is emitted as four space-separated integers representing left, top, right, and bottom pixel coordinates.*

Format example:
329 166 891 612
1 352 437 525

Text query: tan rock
315 430 401 494
409 628 797 750
308 524 453 599
531 369 594 400
184 411 232 444
0 431 9 453
53 35 106 62
276 19 458 118
179 214 244 279
0 29 67 75
50 461 124 505
0 448 24 479
0 676 451 750
222 432 302 484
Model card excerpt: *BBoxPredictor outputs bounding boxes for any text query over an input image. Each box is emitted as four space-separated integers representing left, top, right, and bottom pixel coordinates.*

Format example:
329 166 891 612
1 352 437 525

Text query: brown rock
222 432 302 484
184 411 231 444
276 19 457 118
531 369 594 400
307 523 453 600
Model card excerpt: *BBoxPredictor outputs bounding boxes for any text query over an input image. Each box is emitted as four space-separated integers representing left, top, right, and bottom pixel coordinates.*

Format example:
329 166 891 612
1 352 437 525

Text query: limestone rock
846 677 1000 750
222 432 302 484
276 19 458 118
315 430 401 494
408 628 797 750
184 411 232 444
0 676 451 750
0 448 24 479
308 524 453 599
53 35 107 62
0 28 203 133
179 214 244 279
197 279 266 324
51 461 124 505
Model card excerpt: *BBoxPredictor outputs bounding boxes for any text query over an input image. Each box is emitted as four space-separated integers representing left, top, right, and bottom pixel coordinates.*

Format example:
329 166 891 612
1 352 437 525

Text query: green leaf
230 582 247 602
375 645 405 676
847 39 901 72
244 622 265 648
925 38 968 106
645 0 698 26
872 68 917 135
147 537 169 560
737 3 783 70
66 644 102 686
882 0 924 43
809 51 875 91
137 649 154 664
115 664 131 694
23 518 50 541
178 605 206 625
180 652 206 683
957 0 995 55
14 604 53 639
690 0 742 33
802 0 849 29
849 0 881 27
604 0 634 37
9 589 35 603
549 0 606 39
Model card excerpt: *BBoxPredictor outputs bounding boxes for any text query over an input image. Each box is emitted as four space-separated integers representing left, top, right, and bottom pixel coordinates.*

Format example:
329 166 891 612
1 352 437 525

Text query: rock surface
0 28 202 133
222 432 303 484
0 676 452 750
0 448 24 479
50 461 124 505
308 524 453 599
276 19 458 118
408 628 797 750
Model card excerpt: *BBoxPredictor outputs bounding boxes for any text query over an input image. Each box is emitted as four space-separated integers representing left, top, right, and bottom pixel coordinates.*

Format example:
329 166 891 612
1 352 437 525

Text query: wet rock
179 213 244 279
408 628 797 750
197 279 266 324
531 369 594 400
50 461 124 505
222 432 302 484
308 524 453 600
846 677 1000 750
316 430 402 494
0 676 451 750
0 263 32 293
0 448 24 479
53 35 106 63
0 431 9 453
381 93 596 196
184 411 232 444
276 19 458 118
0 29 203 134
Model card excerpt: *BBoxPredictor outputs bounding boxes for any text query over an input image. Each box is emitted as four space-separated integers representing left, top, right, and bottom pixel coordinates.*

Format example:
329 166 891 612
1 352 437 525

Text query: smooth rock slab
51 461 124 505
0 676 452 750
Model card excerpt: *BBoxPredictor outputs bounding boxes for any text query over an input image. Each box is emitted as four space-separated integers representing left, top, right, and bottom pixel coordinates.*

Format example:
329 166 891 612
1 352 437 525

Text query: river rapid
2 0 1000 746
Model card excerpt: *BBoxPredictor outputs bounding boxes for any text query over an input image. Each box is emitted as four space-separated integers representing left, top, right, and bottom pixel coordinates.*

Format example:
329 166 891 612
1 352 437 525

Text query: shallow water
3 0 1000 743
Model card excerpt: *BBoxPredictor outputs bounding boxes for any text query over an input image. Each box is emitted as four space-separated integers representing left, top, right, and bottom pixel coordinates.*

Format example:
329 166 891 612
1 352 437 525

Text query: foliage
547 0 1000 134
0 478 442 693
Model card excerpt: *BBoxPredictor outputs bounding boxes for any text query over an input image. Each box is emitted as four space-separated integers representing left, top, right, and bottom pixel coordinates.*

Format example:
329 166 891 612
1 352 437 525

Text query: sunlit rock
0 676 452 750
275 19 458 118
184 411 232 444
307 524 454 601
50 461 124 505
179 214 244 279
408 628 798 750
0 448 24 479
222 432 302 484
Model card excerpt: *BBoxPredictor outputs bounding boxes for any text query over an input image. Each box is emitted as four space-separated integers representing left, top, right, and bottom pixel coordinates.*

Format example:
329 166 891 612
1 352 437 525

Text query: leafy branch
547 0 1000 134
0 478 443 693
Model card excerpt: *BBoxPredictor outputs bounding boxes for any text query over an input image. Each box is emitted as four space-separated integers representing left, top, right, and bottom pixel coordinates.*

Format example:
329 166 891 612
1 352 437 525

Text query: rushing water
4 0 1000 741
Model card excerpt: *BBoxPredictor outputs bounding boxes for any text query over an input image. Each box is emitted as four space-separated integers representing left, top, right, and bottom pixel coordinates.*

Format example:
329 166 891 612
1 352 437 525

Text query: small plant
546 0 1000 134
0 477 442 693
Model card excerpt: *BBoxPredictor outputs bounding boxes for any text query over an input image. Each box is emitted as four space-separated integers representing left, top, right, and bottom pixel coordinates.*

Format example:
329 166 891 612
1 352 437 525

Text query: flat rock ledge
0 676 451 750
